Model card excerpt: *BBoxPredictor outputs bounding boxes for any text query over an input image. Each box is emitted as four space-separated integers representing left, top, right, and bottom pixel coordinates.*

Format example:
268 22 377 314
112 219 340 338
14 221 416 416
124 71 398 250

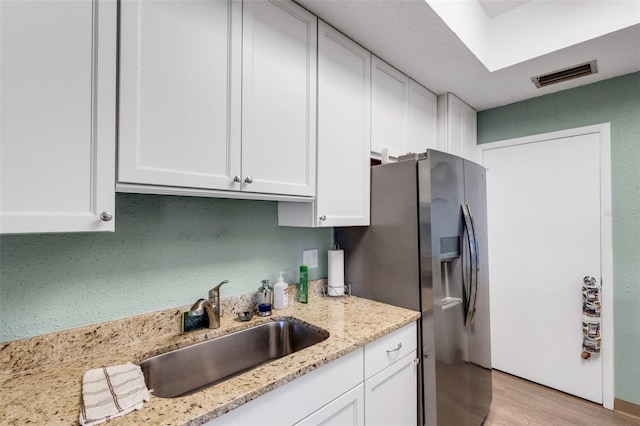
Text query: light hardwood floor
485 370 640 425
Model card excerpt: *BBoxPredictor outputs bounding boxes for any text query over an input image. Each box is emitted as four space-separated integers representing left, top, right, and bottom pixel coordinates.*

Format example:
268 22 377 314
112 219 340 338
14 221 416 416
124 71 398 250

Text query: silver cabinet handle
319 215 327 221
233 175 241 183
100 211 113 222
386 342 402 353
244 176 253 184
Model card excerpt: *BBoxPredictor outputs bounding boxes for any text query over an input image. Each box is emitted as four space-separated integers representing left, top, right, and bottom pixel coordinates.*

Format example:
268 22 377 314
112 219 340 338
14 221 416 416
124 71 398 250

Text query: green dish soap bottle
298 265 308 304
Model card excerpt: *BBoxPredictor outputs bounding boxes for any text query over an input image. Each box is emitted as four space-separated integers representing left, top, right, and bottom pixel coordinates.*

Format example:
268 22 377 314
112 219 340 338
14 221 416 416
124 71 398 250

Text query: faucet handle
209 280 229 299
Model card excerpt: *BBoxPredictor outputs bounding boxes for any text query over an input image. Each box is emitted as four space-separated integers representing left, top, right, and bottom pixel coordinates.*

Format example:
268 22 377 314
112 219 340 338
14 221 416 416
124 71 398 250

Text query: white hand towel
79 362 150 426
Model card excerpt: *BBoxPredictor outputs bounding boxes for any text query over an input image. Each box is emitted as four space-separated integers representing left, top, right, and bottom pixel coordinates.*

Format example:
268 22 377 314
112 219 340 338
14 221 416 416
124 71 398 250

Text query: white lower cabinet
364 322 418 426
206 322 417 426
205 349 363 426
295 384 365 426
364 352 418 426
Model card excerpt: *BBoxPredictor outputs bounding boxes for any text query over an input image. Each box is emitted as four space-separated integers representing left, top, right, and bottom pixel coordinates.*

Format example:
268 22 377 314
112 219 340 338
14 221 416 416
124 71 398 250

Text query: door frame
477 123 613 410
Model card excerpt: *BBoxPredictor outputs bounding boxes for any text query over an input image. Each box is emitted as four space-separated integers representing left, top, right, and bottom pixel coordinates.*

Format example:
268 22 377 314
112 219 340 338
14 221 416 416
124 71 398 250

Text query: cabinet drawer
364 322 417 379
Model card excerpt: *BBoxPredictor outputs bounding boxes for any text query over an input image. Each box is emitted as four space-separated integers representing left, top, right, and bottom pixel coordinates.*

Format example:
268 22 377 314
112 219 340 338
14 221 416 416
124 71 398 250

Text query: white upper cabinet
0 0 117 234
241 0 317 197
407 80 439 154
371 57 409 159
118 0 242 192
438 93 478 162
118 0 316 199
371 57 438 159
278 21 370 227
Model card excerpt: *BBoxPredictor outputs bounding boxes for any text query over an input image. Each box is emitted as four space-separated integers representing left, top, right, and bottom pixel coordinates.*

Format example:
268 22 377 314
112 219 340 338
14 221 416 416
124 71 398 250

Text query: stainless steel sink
139 319 329 398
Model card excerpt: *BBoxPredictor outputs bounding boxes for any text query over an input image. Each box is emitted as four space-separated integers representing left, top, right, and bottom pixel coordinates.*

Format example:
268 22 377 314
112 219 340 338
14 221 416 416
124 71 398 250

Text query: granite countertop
0 295 419 425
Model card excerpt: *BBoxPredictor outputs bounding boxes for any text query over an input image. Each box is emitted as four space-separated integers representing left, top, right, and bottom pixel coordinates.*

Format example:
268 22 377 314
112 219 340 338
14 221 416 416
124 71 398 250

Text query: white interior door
481 126 612 405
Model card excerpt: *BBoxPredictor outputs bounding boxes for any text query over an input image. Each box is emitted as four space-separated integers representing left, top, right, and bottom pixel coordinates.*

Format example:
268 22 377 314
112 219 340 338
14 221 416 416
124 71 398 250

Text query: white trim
116 183 314 203
478 123 614 410
599 124 614 411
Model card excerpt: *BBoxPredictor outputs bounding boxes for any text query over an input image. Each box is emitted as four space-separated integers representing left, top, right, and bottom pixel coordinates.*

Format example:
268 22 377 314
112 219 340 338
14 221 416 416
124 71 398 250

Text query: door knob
233 175 241 183
244 176 253 184
319 215 327 221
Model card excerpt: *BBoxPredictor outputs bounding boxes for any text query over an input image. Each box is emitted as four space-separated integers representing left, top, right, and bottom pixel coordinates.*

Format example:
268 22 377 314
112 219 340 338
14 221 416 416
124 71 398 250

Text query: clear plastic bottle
257 279 272 316
273 272 289 310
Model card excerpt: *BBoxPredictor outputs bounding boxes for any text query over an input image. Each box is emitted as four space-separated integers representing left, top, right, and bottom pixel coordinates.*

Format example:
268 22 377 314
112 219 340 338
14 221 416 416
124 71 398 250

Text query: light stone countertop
0 295 420 425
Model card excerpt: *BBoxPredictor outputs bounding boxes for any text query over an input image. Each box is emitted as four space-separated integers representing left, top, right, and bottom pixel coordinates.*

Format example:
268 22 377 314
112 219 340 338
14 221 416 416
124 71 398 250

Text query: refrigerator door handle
467 203 480 326
462 203 479 327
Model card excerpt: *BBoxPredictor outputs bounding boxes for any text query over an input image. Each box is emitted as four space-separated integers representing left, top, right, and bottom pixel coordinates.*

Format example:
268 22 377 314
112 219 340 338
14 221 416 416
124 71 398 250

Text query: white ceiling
477 0 530 19
296 0 640 111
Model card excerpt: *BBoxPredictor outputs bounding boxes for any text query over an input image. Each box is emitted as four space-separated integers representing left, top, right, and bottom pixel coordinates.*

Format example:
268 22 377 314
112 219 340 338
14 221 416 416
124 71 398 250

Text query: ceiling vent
531 60 598 88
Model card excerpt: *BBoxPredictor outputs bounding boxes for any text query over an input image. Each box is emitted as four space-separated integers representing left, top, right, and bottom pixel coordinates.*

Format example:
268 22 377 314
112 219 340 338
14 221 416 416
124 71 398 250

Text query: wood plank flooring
484 370 640 425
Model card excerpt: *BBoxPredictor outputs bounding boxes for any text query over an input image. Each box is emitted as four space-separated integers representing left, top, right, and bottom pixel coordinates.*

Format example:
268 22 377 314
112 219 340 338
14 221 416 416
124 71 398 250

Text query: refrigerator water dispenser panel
440 236 460 261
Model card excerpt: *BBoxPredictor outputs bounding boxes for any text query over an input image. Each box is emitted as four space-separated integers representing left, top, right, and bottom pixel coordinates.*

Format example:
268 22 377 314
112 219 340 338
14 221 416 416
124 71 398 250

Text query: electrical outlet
303 248 319 269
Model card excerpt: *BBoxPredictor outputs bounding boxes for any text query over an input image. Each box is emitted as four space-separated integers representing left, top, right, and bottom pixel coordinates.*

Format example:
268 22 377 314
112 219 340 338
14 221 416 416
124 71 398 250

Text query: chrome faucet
189 280 229 329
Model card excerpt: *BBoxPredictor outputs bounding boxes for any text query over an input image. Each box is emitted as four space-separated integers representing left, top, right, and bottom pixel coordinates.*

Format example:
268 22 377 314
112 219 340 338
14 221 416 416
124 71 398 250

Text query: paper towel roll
328 249 344 296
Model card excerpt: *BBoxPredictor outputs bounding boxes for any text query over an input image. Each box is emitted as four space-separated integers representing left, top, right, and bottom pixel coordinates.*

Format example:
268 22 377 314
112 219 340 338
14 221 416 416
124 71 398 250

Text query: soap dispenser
257 279 272 316
273 272 289 310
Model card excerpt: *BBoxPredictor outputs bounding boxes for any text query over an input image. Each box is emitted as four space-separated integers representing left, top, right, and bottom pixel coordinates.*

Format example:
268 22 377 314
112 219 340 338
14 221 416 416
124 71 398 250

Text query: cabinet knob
233 175 242 183
100 211 113 222
319 215 327 221
244 176 253 184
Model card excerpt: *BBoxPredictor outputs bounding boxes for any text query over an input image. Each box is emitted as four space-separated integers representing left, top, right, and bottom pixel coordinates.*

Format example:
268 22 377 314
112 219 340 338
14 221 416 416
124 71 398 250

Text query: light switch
302 249 319 269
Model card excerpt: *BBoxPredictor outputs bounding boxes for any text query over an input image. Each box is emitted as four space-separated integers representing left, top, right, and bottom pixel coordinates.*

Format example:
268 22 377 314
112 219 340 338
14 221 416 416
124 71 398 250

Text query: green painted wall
478 72 640 405
0 194 332 342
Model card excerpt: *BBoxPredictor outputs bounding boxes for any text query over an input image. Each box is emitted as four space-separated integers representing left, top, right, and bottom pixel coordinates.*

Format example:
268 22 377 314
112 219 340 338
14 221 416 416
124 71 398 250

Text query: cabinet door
205 349 363 425
277 22 370 228
439 93 477 162
118 0 242 191
461 100 478 162
295 384 365 426
242 0 316 196
407 80 438 155
1 0 116 233
371 57 409 159
316 21 370 226
364 351 418 426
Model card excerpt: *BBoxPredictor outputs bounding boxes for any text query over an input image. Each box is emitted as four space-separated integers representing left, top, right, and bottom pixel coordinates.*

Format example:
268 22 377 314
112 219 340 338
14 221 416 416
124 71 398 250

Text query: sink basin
139 319 329 398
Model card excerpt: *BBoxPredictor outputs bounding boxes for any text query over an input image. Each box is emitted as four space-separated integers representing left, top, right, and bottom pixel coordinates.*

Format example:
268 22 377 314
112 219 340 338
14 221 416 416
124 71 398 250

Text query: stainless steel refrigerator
336 150 492 426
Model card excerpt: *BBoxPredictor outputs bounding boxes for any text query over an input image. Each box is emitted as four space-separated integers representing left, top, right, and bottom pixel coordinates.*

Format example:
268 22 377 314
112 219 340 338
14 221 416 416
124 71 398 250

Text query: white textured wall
0 194 332 342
